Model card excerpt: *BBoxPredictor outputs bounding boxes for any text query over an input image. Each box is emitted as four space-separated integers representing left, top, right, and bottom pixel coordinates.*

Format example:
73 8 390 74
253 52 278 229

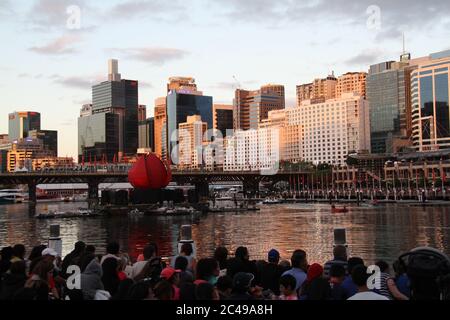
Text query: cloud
28 0 87 29
214 0 450 37
0 0 13 15
107 0 185 20
108 47 189 65
52 73 104 90
344 49 385 66
18 73 44 79
29 34 82 55
140 81 153 89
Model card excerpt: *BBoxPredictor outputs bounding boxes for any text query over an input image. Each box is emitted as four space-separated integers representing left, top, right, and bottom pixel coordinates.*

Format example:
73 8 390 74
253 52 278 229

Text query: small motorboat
35 209 99 220
263 198 282 205
331 205 349 214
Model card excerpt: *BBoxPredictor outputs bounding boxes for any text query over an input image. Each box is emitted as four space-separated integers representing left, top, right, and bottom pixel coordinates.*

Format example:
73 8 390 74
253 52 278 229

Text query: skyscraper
28 130 58 157
138 117 155 151
366 53 429 154
8 112 41 141
411 50 450 151
178 115 207 169
336 72 367 98
154 97 167 159
296 75 337 106
79 59 139 162
166 79 213 161
234 84 285 131
213 104 233 137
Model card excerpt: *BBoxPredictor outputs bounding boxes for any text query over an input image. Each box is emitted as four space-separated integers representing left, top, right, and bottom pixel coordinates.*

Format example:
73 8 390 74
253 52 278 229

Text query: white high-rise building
177 115 207 169
287 92 370 166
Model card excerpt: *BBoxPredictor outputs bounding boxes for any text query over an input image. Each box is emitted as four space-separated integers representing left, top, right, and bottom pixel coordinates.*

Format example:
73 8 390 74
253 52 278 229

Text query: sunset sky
1 0 449 158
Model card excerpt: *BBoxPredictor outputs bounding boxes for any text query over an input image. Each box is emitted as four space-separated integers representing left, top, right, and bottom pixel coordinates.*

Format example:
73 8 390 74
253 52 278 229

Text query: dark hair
175 256 189 271
333 245 348 261
214 247 229 270
181 243 193 256
217 276 233 292
279 274 297 291
148 242 159 256
112 279 135 301
330 264 346 278
86 245 96 255
128 281 152 300
10 260 26 275
196 258 219 281
74 241 86 253
393 260 406 276
1 247 13 260
291 250 307 269
153 280 174 300
30 259 53 281
196 283 215 300
28 245 46 261
101 258 120 295
143 245 156 260
180 283 196 301
347 257 365 274
375 260 390 273
106 242 120 255
134 257 163 283
12 244 26 259
235 247 249 260
351 265 369 287
80 254 96 273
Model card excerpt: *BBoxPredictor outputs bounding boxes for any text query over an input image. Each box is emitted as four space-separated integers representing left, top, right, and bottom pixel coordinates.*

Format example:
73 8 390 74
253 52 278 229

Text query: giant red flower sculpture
128 154 172 189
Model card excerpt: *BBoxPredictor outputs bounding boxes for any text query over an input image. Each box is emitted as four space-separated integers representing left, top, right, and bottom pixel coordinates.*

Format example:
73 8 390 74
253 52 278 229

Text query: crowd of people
0 241 448 301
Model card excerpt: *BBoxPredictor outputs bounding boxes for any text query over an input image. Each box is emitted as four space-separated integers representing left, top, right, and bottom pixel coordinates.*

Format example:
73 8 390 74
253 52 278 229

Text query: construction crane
232 75 241 90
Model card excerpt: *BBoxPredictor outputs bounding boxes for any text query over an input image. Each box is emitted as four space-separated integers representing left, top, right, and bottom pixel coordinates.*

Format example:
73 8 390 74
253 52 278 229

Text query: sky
0 0 449 159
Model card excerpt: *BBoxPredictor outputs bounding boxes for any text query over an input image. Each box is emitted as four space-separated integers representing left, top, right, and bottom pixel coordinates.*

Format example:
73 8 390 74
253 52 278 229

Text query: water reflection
0 202 448 265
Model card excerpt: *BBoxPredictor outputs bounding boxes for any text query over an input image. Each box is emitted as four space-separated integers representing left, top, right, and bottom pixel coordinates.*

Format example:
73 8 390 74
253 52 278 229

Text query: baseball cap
268 249 280 261
160 267 181 280
42 248 58 257
232 272 254 289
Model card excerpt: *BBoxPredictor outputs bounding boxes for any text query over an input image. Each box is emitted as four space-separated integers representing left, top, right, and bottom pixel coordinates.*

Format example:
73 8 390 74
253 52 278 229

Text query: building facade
8 112 41 141
177 115 207 169
28 130 58 157
412 51 450 151
79 59 139 162
336 72 367 98
213 104 234 138
138 117 155 151
154 97 167 159
234 84 285 131
288 93 371 166
166 84 213 161
296 74 337 107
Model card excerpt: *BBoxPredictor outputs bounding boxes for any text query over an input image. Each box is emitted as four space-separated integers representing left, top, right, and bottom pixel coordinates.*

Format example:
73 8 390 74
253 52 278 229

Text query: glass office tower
367 61 408 153
8 112 41 141
412 52 450 151
166 91 213 159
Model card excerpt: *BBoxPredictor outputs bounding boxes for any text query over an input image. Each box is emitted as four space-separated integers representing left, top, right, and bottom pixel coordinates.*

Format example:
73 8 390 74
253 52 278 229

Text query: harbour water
0 202 449 265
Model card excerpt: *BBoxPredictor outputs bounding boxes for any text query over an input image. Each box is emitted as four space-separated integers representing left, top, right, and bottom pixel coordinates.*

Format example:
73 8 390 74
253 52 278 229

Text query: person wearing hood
80 258 104 300
62 241 86 278
0 261 27 300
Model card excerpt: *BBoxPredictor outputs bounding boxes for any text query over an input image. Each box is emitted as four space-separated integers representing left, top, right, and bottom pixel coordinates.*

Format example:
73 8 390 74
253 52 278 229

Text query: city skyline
1 1 450 159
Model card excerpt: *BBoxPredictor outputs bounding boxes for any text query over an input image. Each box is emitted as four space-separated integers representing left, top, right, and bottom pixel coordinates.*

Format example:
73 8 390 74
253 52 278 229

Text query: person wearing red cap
299 263 331 300
160 267 181 300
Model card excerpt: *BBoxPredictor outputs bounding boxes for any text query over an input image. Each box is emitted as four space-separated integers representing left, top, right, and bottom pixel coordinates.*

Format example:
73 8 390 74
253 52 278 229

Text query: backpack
399 247 450 300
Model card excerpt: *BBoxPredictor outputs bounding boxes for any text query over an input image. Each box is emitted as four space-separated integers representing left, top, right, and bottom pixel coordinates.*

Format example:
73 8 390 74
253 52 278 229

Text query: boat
129 208 144 216
0 190 27 205
144 206 200 216
263 198 282 205
331 205 349 213
35 209 99 220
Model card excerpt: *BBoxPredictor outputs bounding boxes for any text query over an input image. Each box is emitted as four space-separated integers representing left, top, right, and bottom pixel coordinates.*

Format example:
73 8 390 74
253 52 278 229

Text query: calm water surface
0 202 449 265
